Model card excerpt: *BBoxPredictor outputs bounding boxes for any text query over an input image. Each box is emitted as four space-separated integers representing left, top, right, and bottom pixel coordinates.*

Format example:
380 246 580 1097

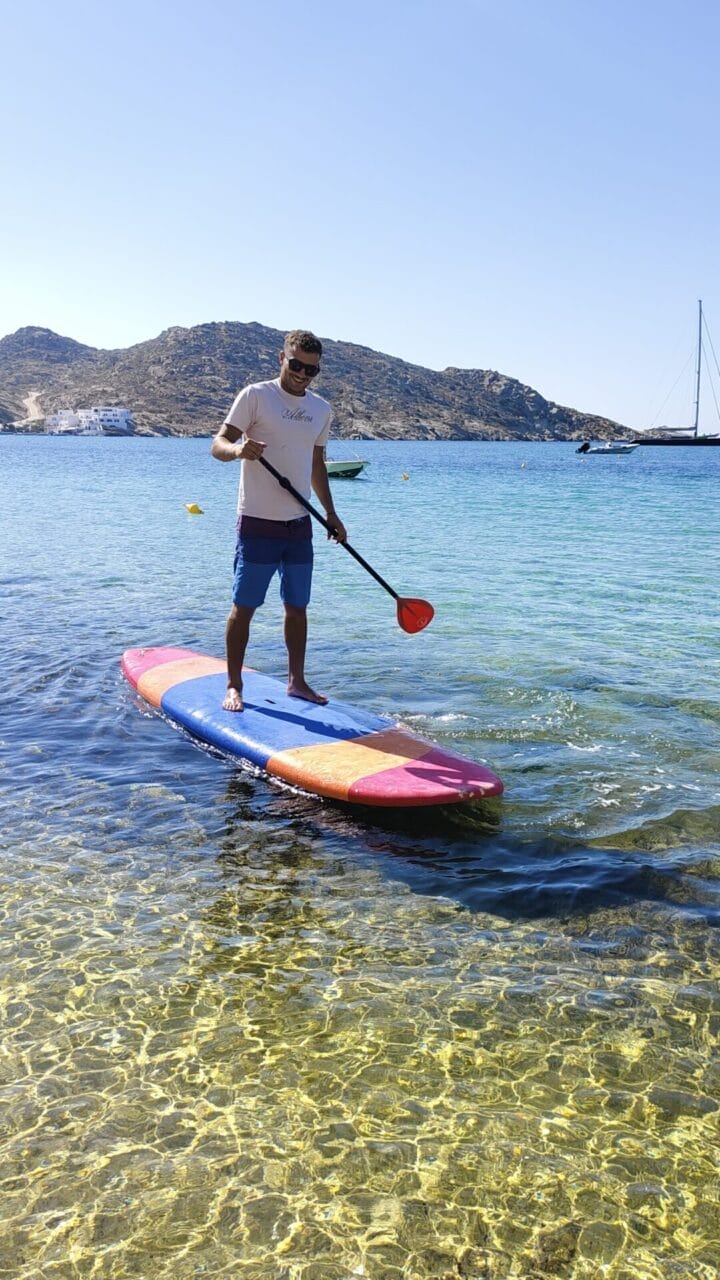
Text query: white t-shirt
225 378 332 519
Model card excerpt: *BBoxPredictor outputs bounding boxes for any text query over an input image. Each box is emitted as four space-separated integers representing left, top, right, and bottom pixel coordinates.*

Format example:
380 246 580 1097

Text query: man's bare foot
223 686 244 712
287 680 328 705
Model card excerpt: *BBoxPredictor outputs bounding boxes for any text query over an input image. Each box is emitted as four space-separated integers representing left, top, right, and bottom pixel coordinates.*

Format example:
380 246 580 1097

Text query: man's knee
228 604 255 625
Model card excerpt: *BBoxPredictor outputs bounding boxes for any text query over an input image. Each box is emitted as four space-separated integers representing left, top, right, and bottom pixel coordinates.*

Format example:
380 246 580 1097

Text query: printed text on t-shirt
281 408 314 422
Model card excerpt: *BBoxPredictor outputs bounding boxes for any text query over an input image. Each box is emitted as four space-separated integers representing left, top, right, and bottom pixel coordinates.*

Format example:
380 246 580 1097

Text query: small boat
635 301 720 446
577 441 638 455
325 455 368 479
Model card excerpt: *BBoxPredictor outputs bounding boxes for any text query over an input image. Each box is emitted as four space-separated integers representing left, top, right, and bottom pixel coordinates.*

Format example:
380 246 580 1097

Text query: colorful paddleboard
121 646 503 808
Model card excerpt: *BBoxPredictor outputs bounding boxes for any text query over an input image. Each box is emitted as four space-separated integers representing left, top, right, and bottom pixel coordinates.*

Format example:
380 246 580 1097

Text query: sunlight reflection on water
1 438 719 1277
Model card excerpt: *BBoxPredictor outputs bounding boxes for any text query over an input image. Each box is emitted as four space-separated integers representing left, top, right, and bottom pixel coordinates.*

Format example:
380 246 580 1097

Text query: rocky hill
0 321 626 441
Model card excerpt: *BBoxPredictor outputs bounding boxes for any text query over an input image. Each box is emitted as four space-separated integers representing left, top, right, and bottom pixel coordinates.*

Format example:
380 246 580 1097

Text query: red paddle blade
397 597 434 634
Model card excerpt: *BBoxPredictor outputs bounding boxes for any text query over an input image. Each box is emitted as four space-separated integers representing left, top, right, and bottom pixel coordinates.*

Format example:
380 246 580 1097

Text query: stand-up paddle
258 455 434 633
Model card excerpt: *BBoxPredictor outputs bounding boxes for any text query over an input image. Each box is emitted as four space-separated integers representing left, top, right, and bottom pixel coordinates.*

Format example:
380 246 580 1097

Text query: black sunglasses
285 355 320 377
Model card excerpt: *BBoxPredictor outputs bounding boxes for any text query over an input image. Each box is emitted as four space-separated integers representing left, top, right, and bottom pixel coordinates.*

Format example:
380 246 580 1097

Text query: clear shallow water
1 436 719 1279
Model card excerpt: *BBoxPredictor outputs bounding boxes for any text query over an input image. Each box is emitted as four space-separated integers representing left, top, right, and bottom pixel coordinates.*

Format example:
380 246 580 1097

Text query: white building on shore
46 406 135 435
46 410 86 434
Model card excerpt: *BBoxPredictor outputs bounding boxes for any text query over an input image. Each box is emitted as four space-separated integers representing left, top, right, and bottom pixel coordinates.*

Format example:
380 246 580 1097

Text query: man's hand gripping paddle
258 456 434 634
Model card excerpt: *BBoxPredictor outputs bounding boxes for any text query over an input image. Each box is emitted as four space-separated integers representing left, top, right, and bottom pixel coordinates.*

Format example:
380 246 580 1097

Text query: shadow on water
217 776 720 929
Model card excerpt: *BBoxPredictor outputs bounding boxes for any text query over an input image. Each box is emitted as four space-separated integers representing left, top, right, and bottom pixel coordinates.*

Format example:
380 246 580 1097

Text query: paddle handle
257 455 399 601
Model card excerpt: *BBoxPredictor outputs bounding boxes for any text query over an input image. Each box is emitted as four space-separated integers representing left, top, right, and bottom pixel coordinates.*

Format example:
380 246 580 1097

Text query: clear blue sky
2 0 719 431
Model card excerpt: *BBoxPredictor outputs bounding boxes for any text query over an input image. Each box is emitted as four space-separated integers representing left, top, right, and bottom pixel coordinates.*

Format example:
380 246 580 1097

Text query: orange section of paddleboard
137 656 227 708
267 728 434 801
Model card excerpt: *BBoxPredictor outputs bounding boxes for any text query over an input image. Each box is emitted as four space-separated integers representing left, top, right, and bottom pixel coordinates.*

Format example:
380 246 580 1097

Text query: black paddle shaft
258 455 399 601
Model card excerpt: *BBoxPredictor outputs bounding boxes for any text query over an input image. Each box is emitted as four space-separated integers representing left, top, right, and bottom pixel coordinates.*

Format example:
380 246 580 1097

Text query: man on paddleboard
211 330 347 713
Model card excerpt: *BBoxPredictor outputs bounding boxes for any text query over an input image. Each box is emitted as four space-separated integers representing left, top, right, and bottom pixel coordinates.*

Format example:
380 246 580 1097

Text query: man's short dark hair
284 330 322 356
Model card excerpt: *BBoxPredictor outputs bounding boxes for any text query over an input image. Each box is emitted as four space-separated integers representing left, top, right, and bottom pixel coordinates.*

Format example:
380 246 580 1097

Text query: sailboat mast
692 298 702 437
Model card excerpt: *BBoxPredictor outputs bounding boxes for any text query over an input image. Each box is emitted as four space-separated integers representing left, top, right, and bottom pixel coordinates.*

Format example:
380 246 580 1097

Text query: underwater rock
649 1087 718 1120
530 1219 581 1274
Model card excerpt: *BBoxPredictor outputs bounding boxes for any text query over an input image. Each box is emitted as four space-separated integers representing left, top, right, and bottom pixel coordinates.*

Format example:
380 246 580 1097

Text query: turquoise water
1 436 719 1279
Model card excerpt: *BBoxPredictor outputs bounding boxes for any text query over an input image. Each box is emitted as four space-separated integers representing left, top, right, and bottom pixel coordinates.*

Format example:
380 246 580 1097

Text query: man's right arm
210 421 244 462
211 422 268 463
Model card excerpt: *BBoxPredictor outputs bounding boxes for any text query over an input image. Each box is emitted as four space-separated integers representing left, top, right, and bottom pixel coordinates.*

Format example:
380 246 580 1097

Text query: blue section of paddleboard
159 669 393 768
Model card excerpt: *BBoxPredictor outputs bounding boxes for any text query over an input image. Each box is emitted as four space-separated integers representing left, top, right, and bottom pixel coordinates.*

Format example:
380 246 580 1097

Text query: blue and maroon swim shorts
232 514 313 609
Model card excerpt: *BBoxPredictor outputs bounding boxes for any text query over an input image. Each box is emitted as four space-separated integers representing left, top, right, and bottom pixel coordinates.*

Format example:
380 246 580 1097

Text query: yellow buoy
185 502 204 515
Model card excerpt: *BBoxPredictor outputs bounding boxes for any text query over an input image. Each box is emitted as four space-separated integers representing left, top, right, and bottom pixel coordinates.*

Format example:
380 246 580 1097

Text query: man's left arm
311 446 347 542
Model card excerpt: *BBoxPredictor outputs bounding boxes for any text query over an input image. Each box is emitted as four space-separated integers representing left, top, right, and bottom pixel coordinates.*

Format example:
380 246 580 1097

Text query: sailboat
635 300 720 446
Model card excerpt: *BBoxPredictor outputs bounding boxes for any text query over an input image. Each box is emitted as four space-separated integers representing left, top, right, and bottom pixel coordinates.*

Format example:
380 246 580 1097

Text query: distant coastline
0 320 629 443
0 425 628 443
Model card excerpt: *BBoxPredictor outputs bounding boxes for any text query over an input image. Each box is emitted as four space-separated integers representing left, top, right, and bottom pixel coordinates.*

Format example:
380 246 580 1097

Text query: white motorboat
577 441 638 455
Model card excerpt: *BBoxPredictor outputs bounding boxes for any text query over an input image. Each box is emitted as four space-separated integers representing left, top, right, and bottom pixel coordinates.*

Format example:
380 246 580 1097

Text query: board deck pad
121 647 503 808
